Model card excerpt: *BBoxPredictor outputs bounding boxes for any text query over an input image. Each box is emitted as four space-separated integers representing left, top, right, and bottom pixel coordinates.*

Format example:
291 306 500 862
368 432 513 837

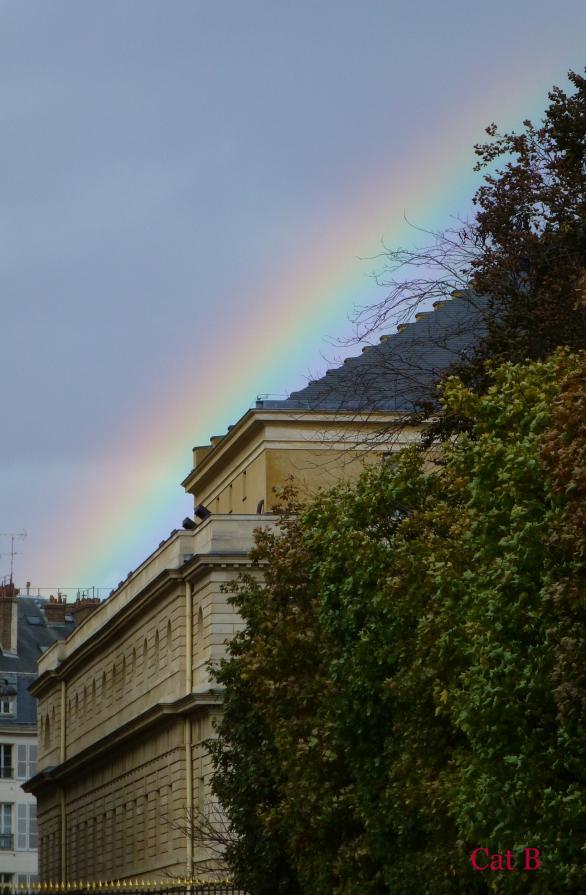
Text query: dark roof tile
258 292 488 412
0 597 75 726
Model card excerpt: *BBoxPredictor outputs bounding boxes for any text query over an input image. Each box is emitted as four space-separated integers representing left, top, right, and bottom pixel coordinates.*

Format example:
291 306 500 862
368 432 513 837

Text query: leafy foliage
211 351 586 894
351 70 586 409
462 70 586 384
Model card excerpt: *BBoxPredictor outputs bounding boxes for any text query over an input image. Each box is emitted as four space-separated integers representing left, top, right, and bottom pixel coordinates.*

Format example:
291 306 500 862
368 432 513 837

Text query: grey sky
1 1 584 586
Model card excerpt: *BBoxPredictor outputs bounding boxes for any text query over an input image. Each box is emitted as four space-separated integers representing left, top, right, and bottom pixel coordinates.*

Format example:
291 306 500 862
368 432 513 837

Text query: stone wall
30 522 267 882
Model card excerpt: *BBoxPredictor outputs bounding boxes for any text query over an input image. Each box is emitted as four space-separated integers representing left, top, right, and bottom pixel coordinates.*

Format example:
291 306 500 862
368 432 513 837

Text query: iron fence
5 886 243 895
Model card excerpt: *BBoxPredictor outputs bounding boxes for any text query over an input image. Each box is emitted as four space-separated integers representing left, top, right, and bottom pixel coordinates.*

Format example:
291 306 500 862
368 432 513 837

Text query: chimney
71 597 100 628
44 594 69 625
192 444 212 468
0 583 19 655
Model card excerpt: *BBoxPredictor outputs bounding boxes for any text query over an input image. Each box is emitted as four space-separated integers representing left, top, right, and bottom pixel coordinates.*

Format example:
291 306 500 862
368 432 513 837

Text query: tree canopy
209 71 586 894
211 350 586 894
354 70 586 401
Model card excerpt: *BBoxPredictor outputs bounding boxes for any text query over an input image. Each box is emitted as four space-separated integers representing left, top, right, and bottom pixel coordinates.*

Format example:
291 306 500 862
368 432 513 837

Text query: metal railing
7 886 243 895
17 587 112 600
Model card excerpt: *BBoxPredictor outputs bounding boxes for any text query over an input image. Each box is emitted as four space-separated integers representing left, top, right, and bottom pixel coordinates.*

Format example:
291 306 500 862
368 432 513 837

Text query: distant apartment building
0 585 74 890
26 294 486 882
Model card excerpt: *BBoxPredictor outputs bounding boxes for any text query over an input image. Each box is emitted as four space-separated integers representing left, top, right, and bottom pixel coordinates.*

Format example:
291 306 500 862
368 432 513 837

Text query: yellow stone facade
28 408 414 881
182 408 419 512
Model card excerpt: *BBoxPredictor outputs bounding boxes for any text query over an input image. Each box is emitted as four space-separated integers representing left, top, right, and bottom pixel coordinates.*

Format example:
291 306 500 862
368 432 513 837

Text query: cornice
181 406 405 493
30 552 256 697
0 721 35 735
181 408 258 491
30 567 182 696
23 689 223 794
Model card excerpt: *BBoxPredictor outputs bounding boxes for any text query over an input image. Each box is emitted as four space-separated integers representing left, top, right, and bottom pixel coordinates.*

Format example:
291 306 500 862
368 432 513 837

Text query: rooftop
0 596 75 675
36 514 278 677
0 596 75 727
258 292 488 412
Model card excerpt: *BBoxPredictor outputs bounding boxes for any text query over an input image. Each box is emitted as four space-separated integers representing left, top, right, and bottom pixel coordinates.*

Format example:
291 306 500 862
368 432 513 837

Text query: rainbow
35 62 575 586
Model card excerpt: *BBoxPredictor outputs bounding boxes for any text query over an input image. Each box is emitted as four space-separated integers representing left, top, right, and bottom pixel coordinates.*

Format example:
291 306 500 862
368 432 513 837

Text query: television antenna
0 531 27 584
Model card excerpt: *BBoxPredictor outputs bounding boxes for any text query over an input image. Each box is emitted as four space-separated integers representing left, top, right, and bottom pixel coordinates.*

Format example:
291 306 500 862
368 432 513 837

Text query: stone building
26 294 486 882
0 586 75 890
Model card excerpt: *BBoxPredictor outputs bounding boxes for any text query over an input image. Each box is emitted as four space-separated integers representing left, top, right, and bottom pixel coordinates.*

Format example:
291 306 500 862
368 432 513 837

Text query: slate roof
0 596 75 727
0 597 74 674
257 292 489 413
0 673 39 726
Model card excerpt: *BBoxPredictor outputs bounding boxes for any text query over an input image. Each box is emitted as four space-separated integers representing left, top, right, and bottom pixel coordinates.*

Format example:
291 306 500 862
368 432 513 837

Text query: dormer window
0 699 15 716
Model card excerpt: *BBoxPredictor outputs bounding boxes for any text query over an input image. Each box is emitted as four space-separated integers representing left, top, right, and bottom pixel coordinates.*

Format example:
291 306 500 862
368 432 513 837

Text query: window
87 817 94 876
0 803 13 850
127 801 135 867
0 745 12 779
16 744 37 780
160 786 169 852
17 803 37 850
153 790 160 853
0 699 15 716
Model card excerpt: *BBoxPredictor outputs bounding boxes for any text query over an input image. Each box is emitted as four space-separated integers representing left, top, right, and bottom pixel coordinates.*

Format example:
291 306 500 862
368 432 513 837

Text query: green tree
211 351 586 894
462 70 586 382
353 70 586 411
